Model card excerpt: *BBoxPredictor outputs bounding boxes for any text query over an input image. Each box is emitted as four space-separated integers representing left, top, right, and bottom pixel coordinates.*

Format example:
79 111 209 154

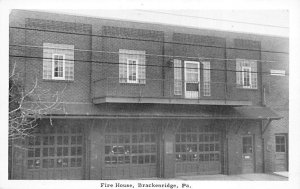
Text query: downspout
224 39 228 103
162 34 165 97
261 120 265 173
259 43 264 106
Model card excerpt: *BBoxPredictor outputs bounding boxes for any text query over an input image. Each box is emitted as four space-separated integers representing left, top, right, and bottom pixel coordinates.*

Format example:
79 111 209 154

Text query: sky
46 9 289 37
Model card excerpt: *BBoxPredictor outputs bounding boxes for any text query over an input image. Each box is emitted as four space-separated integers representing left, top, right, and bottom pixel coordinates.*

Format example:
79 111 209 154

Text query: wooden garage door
103 125 158 179
24 125 84 179
175 125 222 175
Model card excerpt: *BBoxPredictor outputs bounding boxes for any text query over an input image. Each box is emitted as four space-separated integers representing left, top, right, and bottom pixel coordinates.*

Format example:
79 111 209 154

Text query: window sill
236 87 258 91
119 82 146 85
42 79 74 83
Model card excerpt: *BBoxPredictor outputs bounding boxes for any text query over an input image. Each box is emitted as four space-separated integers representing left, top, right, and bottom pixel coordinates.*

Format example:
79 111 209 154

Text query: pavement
273 171 289 178
175 172 288 181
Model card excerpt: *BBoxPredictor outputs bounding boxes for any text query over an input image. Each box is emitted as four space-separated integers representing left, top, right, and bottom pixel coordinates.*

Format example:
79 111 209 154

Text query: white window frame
202 61 211 96
127 58 139 83
52 54 65 80
184 61 200 99
275 134 287 153
242 66 251 88
174 59 182 95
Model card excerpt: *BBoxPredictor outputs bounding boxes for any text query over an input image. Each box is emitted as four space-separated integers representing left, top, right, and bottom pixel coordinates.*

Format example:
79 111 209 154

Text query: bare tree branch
9 64 66 140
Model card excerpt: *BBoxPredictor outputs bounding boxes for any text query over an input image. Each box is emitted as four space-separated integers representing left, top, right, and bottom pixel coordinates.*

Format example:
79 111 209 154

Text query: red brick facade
9 10 288 179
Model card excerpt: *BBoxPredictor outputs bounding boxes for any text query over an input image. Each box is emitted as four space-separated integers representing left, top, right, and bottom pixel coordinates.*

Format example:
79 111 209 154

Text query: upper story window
43 43 74 81
236 59 257 89
173 59 210 97
127 59 138 83
119 49 146 84
52 54 65 80
242 66 251 88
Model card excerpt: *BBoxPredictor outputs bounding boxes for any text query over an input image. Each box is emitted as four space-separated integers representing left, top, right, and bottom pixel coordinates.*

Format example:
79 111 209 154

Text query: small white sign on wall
270 69 286 76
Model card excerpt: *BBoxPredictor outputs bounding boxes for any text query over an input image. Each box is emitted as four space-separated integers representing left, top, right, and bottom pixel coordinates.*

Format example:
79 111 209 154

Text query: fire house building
9 10 289 179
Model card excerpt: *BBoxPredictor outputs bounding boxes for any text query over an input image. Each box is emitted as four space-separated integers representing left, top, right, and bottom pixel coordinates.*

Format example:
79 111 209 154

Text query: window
174 59 182 95
236 59 257 89
242 136 253 154
275 135 286 152
43 43 74 81
202 61 211 96
180 61 211 98
119 49 146 84
127 59 138 83
52 54 65 79
242 66 251 88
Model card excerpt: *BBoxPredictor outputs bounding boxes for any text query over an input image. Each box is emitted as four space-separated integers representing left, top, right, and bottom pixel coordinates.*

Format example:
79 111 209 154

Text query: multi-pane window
242 67 251 88
127 59 138 83
43 43 74 81
242 136 253 154
236 59 257 89
174 59 182 95
26 125 83 170
119 49 146 84
175 125 221 162
52 54 65 79
275 135 286 152
202 61 211 96
104 125 156 165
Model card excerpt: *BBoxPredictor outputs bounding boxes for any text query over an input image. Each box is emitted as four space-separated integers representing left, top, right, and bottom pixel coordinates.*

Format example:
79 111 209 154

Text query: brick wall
261 37 289 172
10 10 288 107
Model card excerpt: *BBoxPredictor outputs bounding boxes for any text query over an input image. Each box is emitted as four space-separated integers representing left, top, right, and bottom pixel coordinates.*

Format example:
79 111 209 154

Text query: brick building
9 10 289 179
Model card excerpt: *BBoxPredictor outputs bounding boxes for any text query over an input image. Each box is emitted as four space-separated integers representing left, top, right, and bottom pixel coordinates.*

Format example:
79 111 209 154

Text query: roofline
11 9 289 39
31 114 282 120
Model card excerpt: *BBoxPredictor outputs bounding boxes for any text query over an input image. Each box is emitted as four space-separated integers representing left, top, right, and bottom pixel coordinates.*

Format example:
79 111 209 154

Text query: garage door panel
24 125 85 180
175 125 222 175
103 124 158 179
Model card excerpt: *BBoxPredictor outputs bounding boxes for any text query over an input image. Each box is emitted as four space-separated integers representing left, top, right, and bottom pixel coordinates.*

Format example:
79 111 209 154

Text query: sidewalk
175 173 288 181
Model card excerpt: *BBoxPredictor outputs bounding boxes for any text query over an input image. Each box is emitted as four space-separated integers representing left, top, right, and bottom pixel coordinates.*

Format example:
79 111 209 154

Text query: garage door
175 124 222 175
24 124 84 179
103 124 158 179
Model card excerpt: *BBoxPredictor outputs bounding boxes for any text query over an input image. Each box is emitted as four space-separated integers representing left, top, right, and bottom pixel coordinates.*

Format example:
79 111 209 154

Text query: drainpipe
162 34 165 97
224 39 228 102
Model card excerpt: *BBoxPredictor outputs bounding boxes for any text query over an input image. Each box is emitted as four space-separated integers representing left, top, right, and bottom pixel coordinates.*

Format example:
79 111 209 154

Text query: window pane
49 136 55 145
49 159 54 168
49 148 55 156
57 147 62 156
57 158 62 167
71 147 76 156
71 158 76 167
57 136 62 145
43 148 48 157
77 147 82 155
71 136 77 144
35 148 40 157
63 136 69 145
63 147 68 156
35 159 40 168
77 158 82 167
42 159 48 168
28 160 34 169
28 148 34 157
43 136 49 145
63 158 68 167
